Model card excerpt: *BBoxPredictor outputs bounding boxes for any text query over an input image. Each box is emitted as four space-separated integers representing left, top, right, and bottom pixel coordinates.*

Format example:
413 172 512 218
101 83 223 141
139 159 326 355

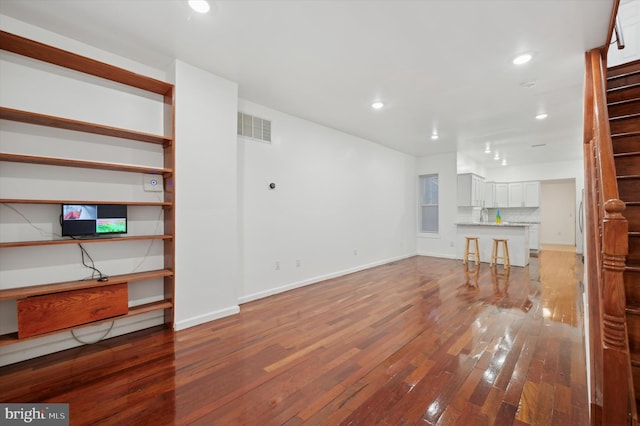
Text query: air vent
238 112 271 143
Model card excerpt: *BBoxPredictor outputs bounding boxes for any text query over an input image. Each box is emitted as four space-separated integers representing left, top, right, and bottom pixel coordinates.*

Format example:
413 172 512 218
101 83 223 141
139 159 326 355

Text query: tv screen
61 204 127 237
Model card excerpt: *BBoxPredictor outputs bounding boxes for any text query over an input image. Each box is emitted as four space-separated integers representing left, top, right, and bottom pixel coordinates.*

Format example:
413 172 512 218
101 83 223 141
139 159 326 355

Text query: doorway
540 179 576 246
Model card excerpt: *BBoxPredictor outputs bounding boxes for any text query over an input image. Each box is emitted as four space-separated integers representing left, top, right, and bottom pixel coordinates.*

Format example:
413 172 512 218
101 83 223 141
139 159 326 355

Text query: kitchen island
456 223 530 267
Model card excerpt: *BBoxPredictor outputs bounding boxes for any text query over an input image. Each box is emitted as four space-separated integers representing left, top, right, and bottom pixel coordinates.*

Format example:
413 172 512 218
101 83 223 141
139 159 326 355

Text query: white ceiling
0 0 614 170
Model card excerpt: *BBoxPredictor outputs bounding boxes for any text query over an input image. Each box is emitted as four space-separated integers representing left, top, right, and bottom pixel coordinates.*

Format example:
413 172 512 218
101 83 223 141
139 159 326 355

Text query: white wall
416 152 458 258
485 159 584 254
238 99 417 302
171 61 240 329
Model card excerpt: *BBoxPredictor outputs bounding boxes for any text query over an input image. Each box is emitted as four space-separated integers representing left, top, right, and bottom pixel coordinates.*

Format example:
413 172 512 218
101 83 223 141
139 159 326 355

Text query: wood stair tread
607 63 640 81
626 304 640 315
617 175 640 180
608 67 640 81
607 59 640 77
608 82 640 93
611 130 640 138
609 97 640 107
614 152 640 158
628 265 640 273
609 112 640 121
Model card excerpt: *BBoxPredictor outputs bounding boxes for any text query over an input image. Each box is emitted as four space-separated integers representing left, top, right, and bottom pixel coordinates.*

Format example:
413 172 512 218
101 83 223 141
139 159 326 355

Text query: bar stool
463 236 480 267
490 238 510 269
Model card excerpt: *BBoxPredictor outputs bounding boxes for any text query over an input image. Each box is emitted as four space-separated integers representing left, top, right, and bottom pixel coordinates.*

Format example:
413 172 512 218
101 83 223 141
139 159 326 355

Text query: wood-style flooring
0 251 588 425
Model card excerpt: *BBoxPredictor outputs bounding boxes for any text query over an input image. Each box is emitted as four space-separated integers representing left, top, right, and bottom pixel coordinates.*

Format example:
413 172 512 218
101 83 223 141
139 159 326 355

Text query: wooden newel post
601 198 633 425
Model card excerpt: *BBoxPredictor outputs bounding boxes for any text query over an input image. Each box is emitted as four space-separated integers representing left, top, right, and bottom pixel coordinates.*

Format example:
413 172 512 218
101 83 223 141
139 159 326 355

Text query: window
420 174 439 233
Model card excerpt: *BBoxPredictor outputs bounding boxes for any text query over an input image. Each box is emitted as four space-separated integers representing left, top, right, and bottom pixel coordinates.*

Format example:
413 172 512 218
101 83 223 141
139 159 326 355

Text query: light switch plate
143 174 163 192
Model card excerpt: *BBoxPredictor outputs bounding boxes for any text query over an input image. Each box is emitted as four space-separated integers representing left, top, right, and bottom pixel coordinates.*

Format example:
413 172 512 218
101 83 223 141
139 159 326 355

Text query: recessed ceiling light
484 142 491 154
536 113 548 120
501 158 507 166
520 81 537 89
189 0 210 14
371 101 384 110
494 151 500 160
431 133 439 141
513 53 532 65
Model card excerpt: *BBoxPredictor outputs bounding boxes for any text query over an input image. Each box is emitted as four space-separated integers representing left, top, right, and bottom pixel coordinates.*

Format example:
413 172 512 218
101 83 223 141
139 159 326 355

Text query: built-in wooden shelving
0 153 172 175
0 107 172 146
0 235 172 249
0 30 173 96
0 30 176 347
0 269 173 301
0 199 172 207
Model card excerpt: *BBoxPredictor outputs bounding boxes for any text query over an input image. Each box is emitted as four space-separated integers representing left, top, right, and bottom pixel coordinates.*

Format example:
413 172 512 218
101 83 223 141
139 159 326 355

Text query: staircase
608 59 640 406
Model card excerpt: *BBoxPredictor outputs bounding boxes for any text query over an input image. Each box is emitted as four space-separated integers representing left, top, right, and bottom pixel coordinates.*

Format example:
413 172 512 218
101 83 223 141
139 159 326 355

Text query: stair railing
584 46 635 425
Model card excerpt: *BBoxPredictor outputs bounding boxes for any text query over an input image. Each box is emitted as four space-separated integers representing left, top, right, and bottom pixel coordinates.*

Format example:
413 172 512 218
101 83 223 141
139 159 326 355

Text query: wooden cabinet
0 31 175 345
457 173 485 207
495 183 509 207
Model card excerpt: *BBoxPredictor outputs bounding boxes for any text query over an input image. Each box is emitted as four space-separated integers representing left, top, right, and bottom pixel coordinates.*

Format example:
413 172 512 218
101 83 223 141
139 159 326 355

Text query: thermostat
143 174 163 192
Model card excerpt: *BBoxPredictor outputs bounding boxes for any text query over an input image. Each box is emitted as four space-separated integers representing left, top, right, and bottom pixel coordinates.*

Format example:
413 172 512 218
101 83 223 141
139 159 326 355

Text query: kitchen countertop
455 222 531 266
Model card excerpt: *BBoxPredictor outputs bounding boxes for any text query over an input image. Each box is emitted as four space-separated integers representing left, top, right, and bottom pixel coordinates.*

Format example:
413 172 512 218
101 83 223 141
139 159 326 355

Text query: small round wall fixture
269 182 276 190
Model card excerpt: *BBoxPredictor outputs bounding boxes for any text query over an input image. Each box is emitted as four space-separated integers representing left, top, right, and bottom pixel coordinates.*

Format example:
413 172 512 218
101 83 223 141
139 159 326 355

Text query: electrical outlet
143 174 163 192
275 261 280 270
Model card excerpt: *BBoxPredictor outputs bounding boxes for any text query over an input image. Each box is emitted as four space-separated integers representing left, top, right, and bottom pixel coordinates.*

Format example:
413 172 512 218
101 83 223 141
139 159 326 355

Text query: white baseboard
174 305 240 331
238 253 416 304
416 251 457 259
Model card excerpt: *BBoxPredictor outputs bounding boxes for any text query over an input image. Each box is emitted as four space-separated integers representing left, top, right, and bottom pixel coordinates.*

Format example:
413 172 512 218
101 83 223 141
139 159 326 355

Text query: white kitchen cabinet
508 182 524 207
457 173 485 207
484 181 496 207
495 183 509 207
524 181 540 207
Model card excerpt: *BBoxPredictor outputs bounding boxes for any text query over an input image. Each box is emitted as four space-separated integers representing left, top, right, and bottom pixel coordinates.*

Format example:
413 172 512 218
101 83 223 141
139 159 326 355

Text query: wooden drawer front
17 283 128 338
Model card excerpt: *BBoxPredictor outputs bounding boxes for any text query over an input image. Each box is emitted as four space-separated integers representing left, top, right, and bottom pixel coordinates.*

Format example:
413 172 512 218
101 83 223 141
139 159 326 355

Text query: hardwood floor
0 252 588 425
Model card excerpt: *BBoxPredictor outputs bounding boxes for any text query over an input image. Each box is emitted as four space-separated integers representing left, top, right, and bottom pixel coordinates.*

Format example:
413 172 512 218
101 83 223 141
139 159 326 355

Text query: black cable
71 321 115 345
75 240 106 280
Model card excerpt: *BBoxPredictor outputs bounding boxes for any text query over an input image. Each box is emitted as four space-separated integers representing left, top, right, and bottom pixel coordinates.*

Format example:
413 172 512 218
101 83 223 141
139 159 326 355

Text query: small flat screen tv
61 204 127 237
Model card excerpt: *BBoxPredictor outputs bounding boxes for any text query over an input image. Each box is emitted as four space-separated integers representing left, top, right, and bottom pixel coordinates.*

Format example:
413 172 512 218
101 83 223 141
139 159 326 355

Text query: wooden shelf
0 153 172 175
0 107 172 146
0 198 172 207
0 234 172 249
0 300 173 347
0 269 173 301
1 31 173 96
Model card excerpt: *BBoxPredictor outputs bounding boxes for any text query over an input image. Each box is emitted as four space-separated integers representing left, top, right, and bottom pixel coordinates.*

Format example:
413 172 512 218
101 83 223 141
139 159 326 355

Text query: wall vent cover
238 112 271 143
